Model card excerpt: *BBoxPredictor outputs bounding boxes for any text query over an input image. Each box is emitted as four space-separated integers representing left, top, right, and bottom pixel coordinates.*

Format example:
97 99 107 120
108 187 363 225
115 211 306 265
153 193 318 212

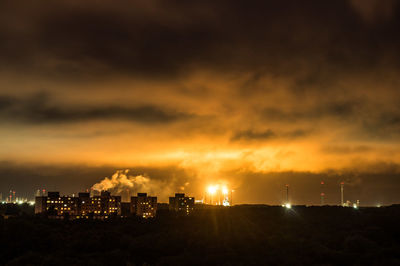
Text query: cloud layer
0 0 400 204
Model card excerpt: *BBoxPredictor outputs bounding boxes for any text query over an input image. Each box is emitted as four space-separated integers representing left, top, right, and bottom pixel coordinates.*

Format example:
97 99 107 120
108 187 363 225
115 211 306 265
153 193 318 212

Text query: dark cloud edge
0 92 196 125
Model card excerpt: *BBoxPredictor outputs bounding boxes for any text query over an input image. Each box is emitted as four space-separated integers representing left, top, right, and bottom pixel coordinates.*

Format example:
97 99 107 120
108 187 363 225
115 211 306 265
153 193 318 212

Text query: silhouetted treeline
0 203 34 217
1 205 400 265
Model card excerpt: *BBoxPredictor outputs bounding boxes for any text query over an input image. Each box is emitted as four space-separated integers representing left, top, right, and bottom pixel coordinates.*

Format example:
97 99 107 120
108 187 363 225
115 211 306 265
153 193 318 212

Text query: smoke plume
91 169 184 201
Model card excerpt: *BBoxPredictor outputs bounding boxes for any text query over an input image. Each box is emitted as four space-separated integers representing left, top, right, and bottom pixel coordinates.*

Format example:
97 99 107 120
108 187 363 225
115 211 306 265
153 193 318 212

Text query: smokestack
340 182 344 206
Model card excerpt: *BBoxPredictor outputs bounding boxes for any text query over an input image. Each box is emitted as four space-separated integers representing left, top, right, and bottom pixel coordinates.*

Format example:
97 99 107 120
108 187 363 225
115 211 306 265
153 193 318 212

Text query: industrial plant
30 179 364 219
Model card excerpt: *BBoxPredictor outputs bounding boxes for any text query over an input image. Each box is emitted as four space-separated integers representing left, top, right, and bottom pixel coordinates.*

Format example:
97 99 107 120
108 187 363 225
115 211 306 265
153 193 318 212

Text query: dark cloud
0 0 399 79
321 145 373 154
359 110 400 140
350 0 398 23
0 95 14 110
231 129 308 142
258 100 400 140
0 92 193 124
261 100 362 122
231 129 276 142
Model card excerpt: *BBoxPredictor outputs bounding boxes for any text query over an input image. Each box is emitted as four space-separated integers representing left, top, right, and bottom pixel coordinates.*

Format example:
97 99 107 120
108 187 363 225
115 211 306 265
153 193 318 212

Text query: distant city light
285 203 291 209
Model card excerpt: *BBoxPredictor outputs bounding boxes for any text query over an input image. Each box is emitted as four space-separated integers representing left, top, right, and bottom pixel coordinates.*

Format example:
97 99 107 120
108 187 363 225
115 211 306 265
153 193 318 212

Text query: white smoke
92 170 148 192
91 169 188 201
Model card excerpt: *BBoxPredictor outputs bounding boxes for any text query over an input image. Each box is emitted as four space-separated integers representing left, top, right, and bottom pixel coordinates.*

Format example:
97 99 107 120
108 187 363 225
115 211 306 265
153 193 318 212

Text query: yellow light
222 186 229 195
207 185 217 195
285 203 291 209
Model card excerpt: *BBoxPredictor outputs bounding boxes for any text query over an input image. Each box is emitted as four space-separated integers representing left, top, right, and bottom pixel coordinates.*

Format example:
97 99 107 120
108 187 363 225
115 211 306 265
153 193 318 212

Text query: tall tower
9 190 12 202
340 182 344 206
320 181 325 205
285 184 289 203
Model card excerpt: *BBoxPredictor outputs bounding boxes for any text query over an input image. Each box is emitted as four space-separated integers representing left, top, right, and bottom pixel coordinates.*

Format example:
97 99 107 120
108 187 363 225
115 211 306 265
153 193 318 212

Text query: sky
1 0 400 205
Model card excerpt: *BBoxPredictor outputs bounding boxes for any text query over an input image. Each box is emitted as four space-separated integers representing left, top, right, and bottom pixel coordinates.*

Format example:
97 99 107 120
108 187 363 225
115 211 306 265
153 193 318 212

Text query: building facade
169 193 195 215
35 191 121 218
130 193 157 218
34 196 47 214
34 192 79 216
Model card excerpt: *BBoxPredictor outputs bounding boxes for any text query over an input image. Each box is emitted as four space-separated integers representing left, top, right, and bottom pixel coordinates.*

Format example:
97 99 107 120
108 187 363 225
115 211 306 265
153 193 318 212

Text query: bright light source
207 185 217 195
222 186 229 195
353 203 358 209
285 203 291 209
223 200 230 206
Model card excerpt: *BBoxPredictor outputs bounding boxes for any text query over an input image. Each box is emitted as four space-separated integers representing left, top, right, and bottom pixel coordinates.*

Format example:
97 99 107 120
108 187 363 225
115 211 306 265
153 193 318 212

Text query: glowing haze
1 0 400 205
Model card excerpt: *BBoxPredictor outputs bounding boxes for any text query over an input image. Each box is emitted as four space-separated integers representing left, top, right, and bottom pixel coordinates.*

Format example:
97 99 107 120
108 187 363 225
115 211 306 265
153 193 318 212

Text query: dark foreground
1 205 400 265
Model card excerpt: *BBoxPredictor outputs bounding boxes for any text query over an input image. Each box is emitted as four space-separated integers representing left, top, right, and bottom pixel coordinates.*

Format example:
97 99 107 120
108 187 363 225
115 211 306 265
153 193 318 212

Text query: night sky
1 0 400 205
